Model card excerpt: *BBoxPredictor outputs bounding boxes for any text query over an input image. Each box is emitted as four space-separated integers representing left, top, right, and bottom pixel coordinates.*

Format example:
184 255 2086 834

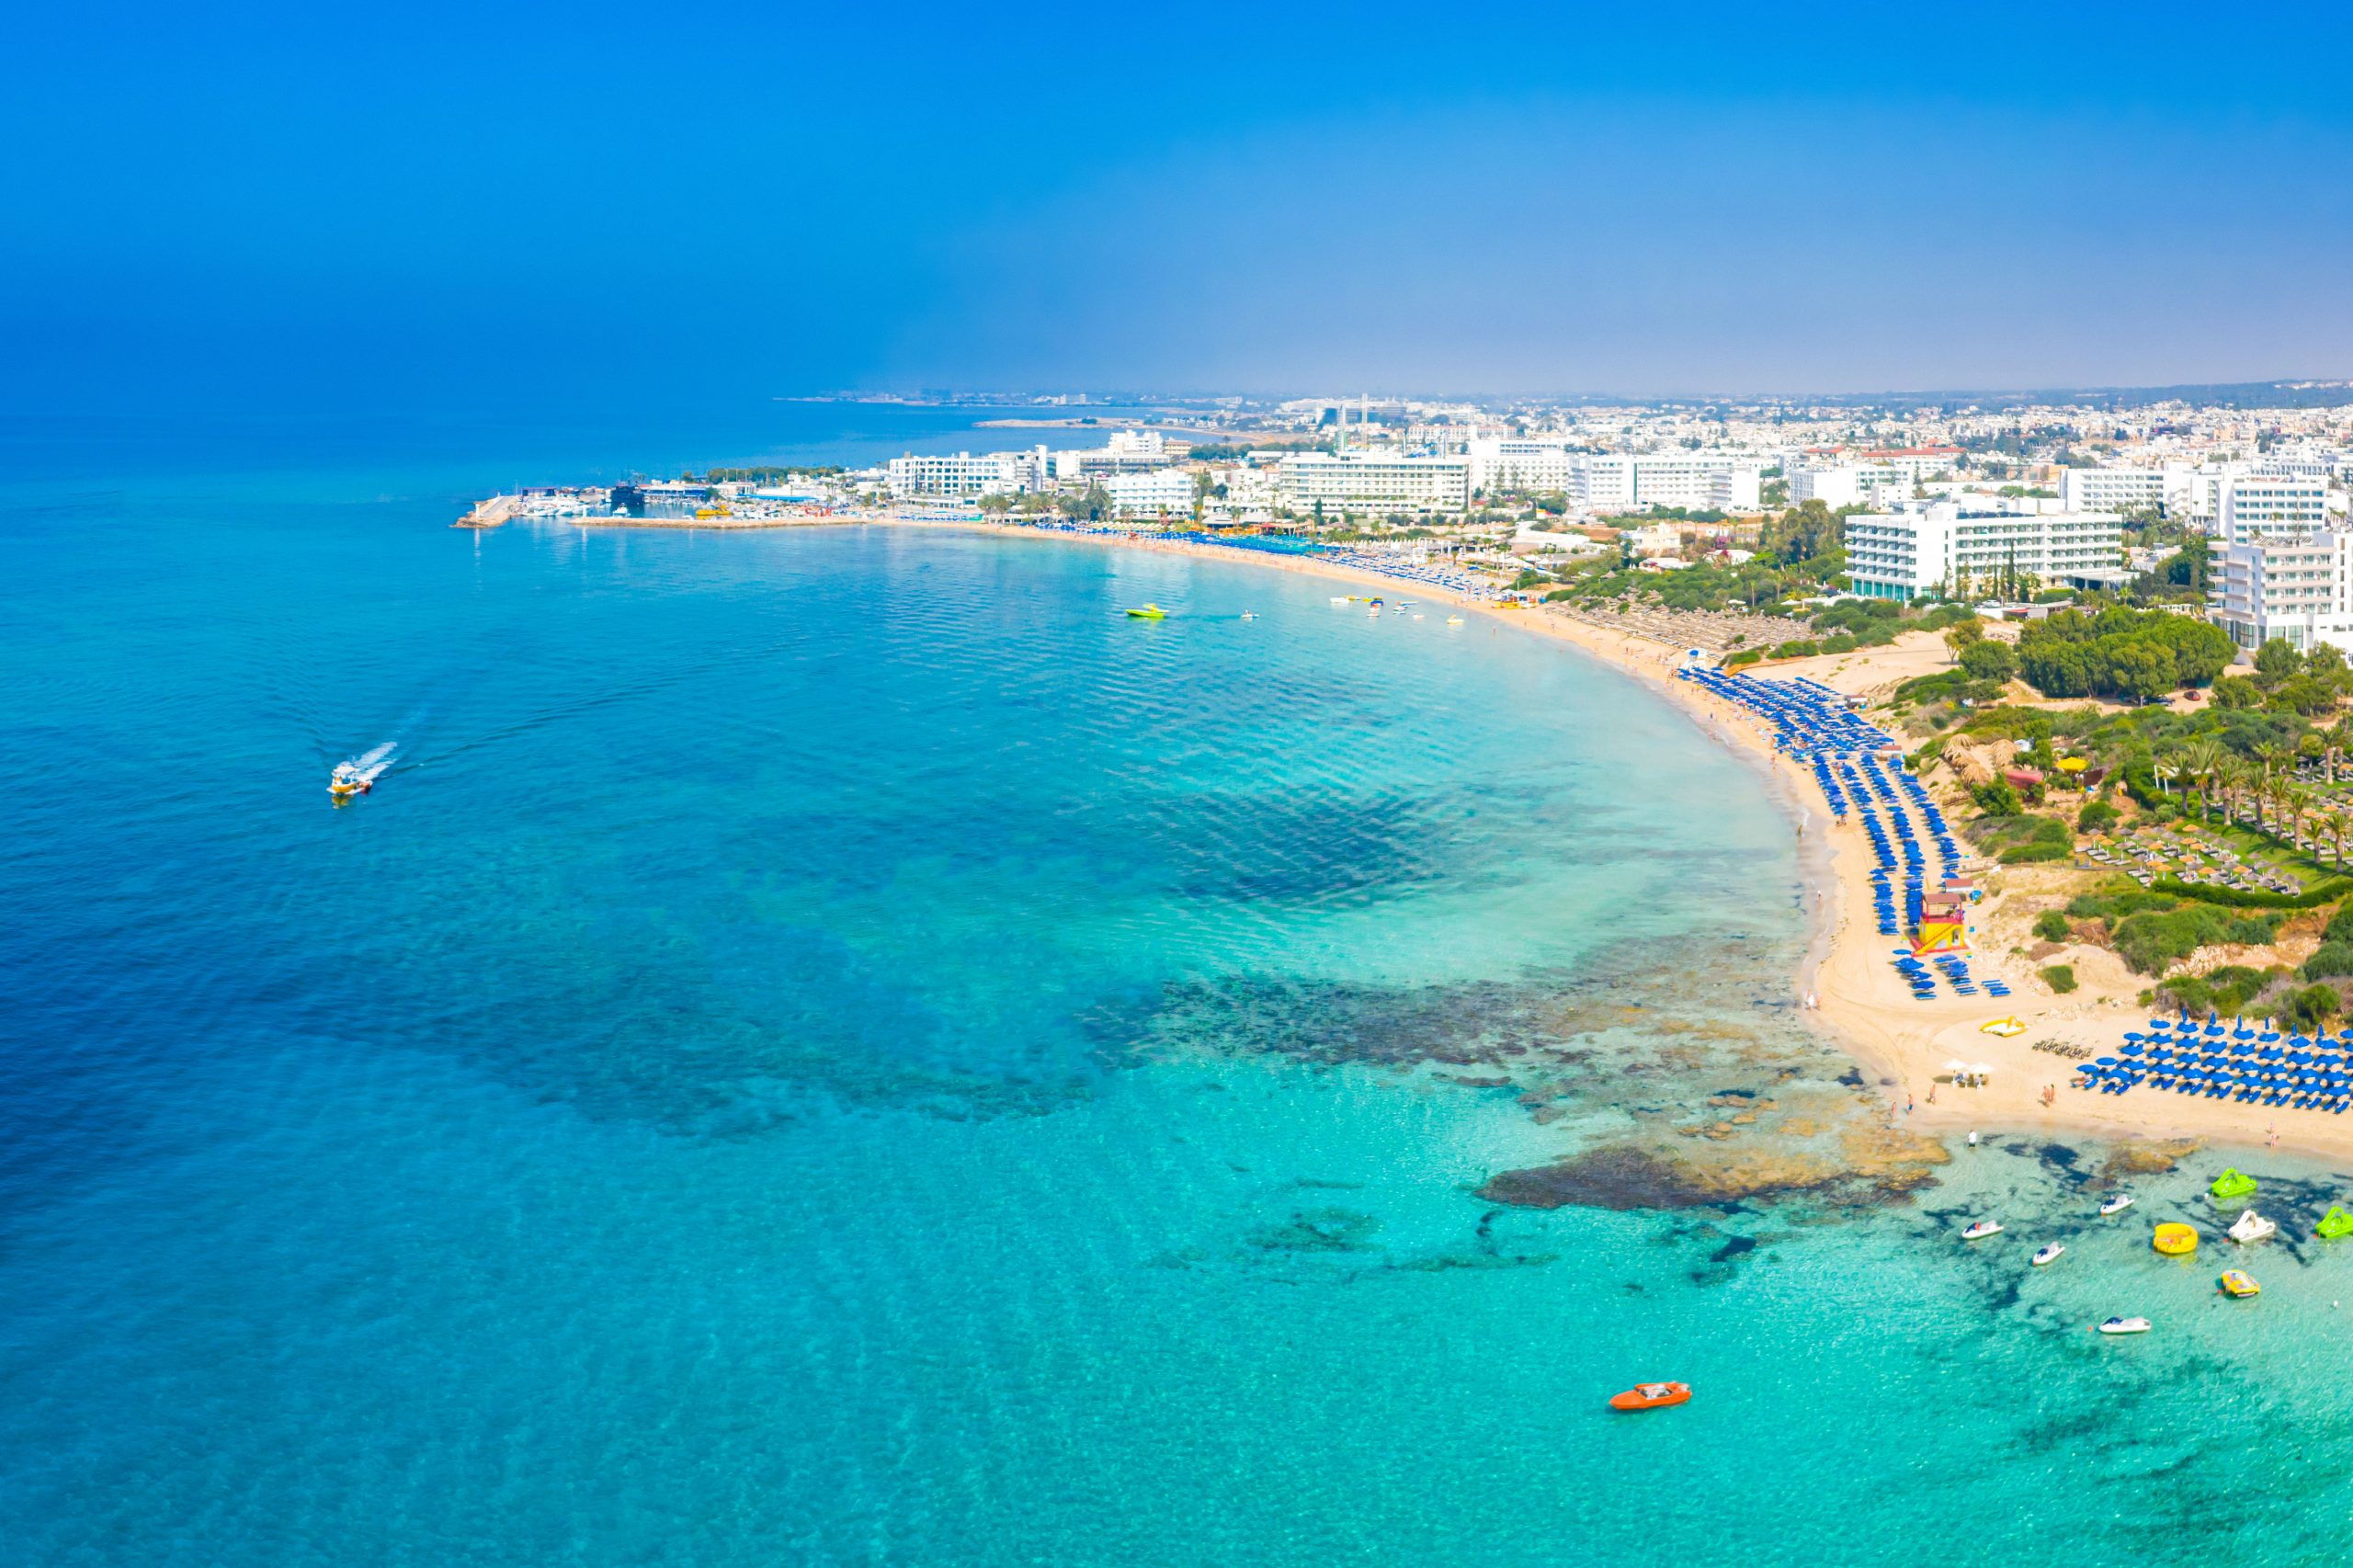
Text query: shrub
1722 649 1763 668
1970 778 2022 817
2325 903 2353 945
1994 816 2074 863
2285 983 2344 1032
2041 964 2078 994
1820 632 1859 654
2156 975 2211 1016
1770 640 1820 660
2305 942 2353 981
2153 877 2352 911
2034 910 2072 942
1960 640 2017 684
2111 906 2235 973
2077 800 2120 834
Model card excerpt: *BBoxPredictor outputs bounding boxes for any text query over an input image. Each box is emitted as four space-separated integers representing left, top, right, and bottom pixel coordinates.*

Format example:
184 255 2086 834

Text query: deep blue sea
8 409 2353 1564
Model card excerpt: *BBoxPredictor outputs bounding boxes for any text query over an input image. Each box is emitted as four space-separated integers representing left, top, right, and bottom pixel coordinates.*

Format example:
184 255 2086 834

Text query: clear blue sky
7 1 2351 412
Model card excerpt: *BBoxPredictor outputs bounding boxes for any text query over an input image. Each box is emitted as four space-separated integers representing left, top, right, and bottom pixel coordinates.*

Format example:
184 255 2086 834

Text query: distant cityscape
507 385 2353 659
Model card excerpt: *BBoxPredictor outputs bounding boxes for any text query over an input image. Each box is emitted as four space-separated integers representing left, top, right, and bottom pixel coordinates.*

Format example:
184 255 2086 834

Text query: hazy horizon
8 2 2351 417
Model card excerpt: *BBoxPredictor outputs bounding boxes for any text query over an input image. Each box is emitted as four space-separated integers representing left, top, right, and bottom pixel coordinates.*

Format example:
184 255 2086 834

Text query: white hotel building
2059 466 2172 516
885 449 1048 499
1842 501 2125 602
2210 530 2353 653
1461 442 1761 510
1102 467 1198 518
1275 451 1471 513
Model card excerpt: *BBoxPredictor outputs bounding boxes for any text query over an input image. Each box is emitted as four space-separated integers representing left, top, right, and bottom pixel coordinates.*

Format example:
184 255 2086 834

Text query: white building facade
1843 502 2125 602
885 449 1047 499
1275 452 1472 514
2211 529 2353 653
2060 466 2171 516
2216 473 2330 543
1102 468 1199 518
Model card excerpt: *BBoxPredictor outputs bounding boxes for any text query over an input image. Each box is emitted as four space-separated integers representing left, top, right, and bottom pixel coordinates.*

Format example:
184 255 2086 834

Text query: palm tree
2182 739 2223 822
2217 758 2251 827
2285 784 2314 849
2321 809 2347 871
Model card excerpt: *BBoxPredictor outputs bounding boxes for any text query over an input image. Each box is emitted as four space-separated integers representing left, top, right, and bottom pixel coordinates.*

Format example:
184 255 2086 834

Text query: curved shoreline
540 514 2329 1163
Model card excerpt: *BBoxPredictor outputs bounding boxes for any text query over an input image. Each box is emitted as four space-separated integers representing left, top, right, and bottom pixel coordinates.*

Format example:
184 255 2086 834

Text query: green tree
2256 638 2303 685
2102 639 2176 703
1960 639 2017 684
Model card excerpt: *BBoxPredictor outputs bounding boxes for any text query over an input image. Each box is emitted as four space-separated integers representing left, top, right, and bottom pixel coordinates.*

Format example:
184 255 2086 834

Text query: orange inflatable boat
1609 1381 1692 1412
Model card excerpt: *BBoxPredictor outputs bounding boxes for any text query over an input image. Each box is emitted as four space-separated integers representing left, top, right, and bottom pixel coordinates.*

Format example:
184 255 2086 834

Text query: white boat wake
342 741 398 785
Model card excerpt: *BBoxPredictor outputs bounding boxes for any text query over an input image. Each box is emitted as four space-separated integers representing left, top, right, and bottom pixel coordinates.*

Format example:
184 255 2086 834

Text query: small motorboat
1962 1220 2003 1241
1125 605 1166 619
2031 1243 2065 1267
1329 597 1349 606
2229 1209 2277 1244
2219 1270 2261 1299
2153 1223 2199 1256
1240 611 1257 620
1446 615 1464 624
328 763 373 802
2097 1316 2152 1335
1608 1381 1691 1412
2099 1193 2135 1217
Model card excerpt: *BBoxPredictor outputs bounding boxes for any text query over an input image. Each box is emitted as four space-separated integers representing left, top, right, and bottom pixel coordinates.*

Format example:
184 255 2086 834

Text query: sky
6 1 2353 412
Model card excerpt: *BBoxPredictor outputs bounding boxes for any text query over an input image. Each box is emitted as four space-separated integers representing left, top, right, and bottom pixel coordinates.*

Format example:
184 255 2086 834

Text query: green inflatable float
2211 1168 2258 1201
2320 1207 2353 1240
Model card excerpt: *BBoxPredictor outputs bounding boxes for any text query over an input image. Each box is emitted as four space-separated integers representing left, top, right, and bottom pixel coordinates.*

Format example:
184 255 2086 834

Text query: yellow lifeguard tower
1912 889 1971 956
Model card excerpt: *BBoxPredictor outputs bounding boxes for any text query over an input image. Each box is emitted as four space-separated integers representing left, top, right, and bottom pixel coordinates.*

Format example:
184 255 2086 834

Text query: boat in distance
2100 1194 2135 1217
2096 1317 2152 1335
1961 1220 2002 1241
2031 1243 2064 1267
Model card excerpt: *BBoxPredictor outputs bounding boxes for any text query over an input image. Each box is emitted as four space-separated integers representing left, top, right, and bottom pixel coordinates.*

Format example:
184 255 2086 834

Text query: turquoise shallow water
8 420 2353 1563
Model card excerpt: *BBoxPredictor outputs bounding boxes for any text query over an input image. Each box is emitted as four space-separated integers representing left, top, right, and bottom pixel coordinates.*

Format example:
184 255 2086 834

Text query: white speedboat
2097 1316 2152 1335
1961 1220 2003 1241
2229 1209 2277 1244
2031 1243 2064 1267
2099 1194 2134 1217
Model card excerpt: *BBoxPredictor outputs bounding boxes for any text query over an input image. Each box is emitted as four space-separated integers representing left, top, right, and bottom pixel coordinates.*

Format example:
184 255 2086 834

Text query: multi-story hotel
1275 451 1472 513
2211 529 2353 653
1842 501 2125 602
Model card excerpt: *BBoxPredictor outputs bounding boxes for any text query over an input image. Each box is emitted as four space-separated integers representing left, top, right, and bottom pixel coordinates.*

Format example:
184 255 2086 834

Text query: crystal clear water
7 417 2353 1565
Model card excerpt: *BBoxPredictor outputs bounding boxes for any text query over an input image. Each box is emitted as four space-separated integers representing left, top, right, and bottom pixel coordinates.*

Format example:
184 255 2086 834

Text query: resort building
1052 429 1181 478
2059 465 2171 516
2211 528 2353 653
1102 467 1199 518
885 449 1048 499
1465 439 1580 496
1842 501 2125 602
1461 443 1761 511
1274 451 1471 514
1789 462 1912 511
2214 472 2330 542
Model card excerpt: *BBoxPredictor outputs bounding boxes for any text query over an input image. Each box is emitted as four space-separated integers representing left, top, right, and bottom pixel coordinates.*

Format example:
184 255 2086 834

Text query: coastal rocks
2098 1138 2201 1179
1477 1123 1949 1212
